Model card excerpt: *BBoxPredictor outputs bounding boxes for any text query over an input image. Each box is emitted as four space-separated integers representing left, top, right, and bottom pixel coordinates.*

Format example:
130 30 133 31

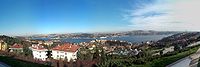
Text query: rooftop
52 43 80 52
10 43 23 48
31 44 47 50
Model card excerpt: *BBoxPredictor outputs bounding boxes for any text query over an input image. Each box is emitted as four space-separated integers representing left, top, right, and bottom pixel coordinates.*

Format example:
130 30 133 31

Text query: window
57 55 59 57
65 53 67 55
39 55 41 57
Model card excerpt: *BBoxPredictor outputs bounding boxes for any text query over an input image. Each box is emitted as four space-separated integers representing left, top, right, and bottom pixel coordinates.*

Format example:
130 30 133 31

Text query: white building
44 41 53 46
51 43 80 61
187 41 200 47
30 44 48 61
162 46 174 54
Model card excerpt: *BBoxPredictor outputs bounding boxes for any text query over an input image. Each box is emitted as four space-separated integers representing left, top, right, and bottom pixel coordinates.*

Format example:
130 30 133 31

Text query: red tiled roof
10 44 23 48
52 43 80 52
31 44 47 50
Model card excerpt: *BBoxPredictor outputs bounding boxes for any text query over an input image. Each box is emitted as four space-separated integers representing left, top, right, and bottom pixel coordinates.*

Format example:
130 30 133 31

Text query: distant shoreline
30 34 172 43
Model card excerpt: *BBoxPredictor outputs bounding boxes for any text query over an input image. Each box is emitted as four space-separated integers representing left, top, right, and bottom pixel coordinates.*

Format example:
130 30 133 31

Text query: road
166 56 191 67
189 48 200 67
166 48 200 67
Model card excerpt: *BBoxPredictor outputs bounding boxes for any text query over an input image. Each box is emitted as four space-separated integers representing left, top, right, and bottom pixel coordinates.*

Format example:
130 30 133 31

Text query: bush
98 44 200 67
0 56 49 67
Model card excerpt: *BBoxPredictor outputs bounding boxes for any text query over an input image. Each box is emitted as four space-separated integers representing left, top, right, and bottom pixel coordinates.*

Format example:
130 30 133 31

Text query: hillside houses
9 43 23 53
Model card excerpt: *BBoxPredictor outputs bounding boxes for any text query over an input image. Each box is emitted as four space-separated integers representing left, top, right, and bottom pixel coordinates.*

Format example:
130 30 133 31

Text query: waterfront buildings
51 43 80 61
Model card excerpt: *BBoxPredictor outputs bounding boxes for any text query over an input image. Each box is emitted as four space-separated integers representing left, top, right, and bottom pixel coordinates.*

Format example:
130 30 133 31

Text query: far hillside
156 32 200 48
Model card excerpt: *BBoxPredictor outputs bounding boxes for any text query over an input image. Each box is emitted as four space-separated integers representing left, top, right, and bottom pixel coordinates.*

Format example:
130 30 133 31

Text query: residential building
30 44 48 61
9 43 23 53
88 44 96 50
38 41 45 44
44 41 53 46
0 40 8 51
162 46 174 54
51 43 80 61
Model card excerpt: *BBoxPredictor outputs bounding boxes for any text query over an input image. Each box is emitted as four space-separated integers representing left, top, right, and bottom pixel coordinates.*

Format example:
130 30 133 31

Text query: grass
0 56 50 67
135 45 200 67
99 45 200 67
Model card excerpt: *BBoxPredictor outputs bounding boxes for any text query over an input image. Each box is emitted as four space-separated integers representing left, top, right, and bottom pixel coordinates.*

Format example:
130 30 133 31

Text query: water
32 35 172 43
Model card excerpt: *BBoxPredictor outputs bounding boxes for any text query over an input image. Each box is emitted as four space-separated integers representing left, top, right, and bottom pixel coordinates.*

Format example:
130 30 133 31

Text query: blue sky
0 0 135 35
0 0 199 35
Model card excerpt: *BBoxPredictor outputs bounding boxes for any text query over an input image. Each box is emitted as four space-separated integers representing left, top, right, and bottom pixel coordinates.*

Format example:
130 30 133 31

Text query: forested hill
0 35 22 45
0 35 32 55
156 32 200 47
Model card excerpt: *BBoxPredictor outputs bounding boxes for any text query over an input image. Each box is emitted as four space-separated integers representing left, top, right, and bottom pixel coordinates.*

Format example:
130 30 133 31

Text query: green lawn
0 56 50 67
135 45 200 67
98 45 200 67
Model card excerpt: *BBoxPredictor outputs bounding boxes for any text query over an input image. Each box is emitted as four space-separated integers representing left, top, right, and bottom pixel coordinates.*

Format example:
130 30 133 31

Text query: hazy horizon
0 29 196 36
0 0 200 36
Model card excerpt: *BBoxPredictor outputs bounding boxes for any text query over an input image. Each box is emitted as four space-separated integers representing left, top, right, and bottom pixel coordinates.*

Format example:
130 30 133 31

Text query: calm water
32 35 172 43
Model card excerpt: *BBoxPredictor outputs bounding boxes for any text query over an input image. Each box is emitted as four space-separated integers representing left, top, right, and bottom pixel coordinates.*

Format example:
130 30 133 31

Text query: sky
0 0 199 36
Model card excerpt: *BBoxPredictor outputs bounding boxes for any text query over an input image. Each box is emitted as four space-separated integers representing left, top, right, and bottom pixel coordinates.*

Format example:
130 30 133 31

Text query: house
30 44 48 61
131 49 140 55
162 46 174 54
38 41 44 44
0 40 8 51
51 43 80 61
88 44 96 50
9 43 23 53
44 41 53 46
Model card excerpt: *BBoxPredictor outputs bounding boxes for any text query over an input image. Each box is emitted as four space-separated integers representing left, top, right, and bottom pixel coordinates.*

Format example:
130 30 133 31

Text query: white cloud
125 0 200 31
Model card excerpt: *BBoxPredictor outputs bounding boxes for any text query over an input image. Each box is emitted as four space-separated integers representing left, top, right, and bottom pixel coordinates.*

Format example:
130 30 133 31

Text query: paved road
167 47 200 67
166 42 200 67
166 56 191 67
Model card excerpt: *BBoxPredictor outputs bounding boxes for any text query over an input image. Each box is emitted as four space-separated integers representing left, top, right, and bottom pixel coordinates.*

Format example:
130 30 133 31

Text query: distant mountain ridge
28 30 180 38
